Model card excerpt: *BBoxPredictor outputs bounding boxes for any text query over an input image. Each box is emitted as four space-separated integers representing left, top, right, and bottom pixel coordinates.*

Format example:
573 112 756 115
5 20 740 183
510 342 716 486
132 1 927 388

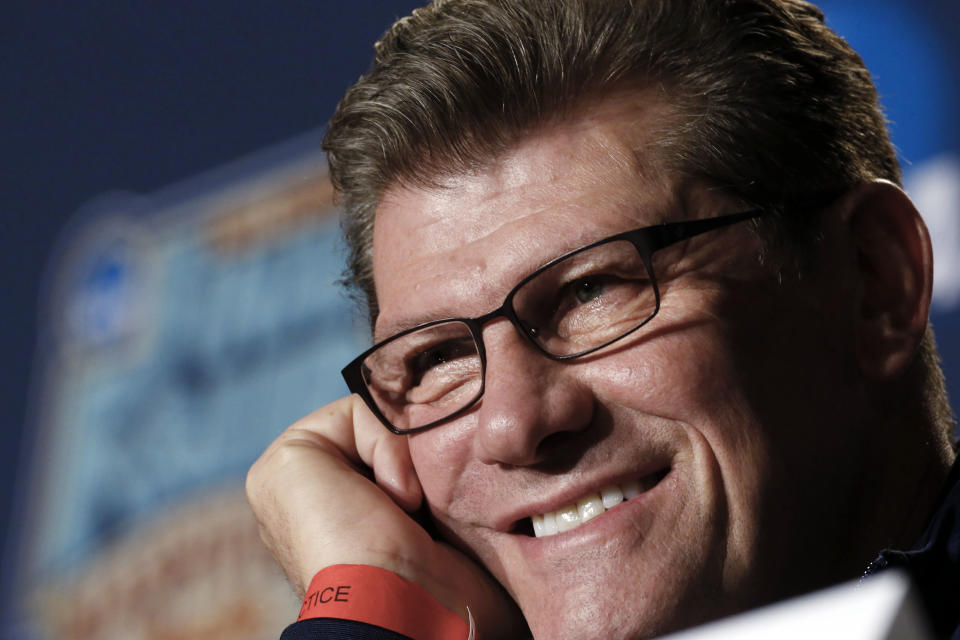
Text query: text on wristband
299 584 351 617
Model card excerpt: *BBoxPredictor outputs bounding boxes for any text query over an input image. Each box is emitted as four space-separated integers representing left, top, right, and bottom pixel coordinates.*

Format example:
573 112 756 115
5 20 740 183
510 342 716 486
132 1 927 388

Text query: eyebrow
374 311 454 343
371 215 672 343
369 188 706 345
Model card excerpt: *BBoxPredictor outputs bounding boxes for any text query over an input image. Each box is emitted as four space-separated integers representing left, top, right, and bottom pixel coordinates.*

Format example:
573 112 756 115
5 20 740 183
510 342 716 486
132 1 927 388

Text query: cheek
576 321 773 502
583 324 755 429
584 327 775 559
408 422 475 514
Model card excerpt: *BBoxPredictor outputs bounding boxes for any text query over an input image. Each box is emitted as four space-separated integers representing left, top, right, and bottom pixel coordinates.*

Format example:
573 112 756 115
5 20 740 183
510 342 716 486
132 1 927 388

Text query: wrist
299 564 472 640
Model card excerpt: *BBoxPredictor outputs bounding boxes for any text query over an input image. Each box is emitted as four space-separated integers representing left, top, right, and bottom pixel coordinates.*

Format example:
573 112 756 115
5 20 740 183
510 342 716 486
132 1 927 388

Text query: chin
518 581 732 640
502 535 732 639
459 453 738 639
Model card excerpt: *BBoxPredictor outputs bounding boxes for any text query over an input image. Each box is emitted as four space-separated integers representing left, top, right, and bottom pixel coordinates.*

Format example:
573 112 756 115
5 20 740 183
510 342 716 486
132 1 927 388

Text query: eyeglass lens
359 238 658 432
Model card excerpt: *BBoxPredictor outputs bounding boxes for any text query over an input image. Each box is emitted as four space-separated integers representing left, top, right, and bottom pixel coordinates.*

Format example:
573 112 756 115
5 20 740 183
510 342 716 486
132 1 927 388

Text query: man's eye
410 338 475 382
572 277 606 304
415 347 449 371
564 275 623 306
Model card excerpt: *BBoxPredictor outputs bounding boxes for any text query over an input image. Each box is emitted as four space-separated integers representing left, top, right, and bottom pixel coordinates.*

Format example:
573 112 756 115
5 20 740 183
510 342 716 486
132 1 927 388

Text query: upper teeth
530 478 650 538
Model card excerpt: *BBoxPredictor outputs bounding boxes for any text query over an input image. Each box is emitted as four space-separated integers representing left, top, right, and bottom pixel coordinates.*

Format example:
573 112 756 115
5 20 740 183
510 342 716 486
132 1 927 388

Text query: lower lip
512 469 677 559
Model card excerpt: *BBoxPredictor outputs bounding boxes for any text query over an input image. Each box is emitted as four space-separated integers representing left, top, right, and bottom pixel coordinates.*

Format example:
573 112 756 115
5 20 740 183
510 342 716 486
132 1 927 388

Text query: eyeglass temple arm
645 209 768 251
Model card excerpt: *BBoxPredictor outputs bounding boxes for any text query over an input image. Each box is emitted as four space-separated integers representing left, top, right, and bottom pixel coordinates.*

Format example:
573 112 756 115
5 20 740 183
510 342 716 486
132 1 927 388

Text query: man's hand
245 395 527 637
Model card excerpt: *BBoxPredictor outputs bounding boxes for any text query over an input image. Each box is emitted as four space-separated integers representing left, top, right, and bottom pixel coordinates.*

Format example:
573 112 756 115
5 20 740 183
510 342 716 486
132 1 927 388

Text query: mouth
514 468 670 538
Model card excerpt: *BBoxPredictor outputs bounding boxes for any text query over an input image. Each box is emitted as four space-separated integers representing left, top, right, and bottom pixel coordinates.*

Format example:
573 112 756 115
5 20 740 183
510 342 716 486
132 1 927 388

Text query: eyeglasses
342 208 768 434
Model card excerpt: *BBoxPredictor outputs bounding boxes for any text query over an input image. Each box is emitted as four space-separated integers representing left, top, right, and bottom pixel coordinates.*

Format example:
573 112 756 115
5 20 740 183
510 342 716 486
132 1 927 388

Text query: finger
285 395 362 464
282 396 423 512
352 398 424 512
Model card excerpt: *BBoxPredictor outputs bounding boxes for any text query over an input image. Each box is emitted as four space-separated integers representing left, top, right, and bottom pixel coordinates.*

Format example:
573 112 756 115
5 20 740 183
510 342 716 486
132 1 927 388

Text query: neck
860 416 955 556
895 440 956 548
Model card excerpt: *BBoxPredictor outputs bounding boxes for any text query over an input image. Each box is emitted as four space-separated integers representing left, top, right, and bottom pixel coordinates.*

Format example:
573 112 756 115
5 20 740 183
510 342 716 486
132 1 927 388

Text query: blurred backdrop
1 2 958 639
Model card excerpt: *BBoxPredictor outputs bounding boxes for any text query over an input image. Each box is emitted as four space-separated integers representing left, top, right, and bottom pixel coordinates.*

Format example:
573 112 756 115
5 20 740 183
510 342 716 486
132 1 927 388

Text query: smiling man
246 1 959 638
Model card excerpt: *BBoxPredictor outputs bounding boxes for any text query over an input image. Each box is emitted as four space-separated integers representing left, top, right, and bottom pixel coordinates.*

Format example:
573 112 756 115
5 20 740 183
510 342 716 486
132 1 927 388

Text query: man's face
371 93 874 638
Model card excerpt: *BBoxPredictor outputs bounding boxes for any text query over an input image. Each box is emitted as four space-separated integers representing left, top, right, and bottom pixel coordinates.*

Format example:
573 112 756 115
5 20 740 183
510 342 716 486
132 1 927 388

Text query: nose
473 319 595 467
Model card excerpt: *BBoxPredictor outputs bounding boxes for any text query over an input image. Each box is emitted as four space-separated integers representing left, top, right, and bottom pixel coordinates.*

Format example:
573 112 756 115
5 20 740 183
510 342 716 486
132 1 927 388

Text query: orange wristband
297 564 471 640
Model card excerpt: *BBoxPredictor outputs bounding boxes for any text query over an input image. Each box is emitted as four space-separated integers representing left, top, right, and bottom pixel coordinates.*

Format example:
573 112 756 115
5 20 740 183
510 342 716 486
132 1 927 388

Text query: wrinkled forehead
373 92 678 262
368 91 696 338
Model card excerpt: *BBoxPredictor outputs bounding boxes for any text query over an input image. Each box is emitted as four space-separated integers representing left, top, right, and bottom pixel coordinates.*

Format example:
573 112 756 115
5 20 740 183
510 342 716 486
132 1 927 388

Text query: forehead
371 92 681 339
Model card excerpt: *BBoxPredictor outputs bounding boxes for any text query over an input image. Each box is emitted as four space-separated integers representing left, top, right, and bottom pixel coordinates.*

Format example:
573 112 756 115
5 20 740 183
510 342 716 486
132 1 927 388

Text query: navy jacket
864 457 960 639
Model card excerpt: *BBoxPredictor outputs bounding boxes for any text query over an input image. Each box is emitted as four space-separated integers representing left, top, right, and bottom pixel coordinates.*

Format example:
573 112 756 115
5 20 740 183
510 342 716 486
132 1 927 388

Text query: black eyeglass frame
342 208 769 435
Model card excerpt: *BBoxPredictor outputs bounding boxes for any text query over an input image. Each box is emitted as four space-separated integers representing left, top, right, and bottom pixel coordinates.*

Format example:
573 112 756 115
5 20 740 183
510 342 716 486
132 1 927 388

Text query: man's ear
847 180 933 379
